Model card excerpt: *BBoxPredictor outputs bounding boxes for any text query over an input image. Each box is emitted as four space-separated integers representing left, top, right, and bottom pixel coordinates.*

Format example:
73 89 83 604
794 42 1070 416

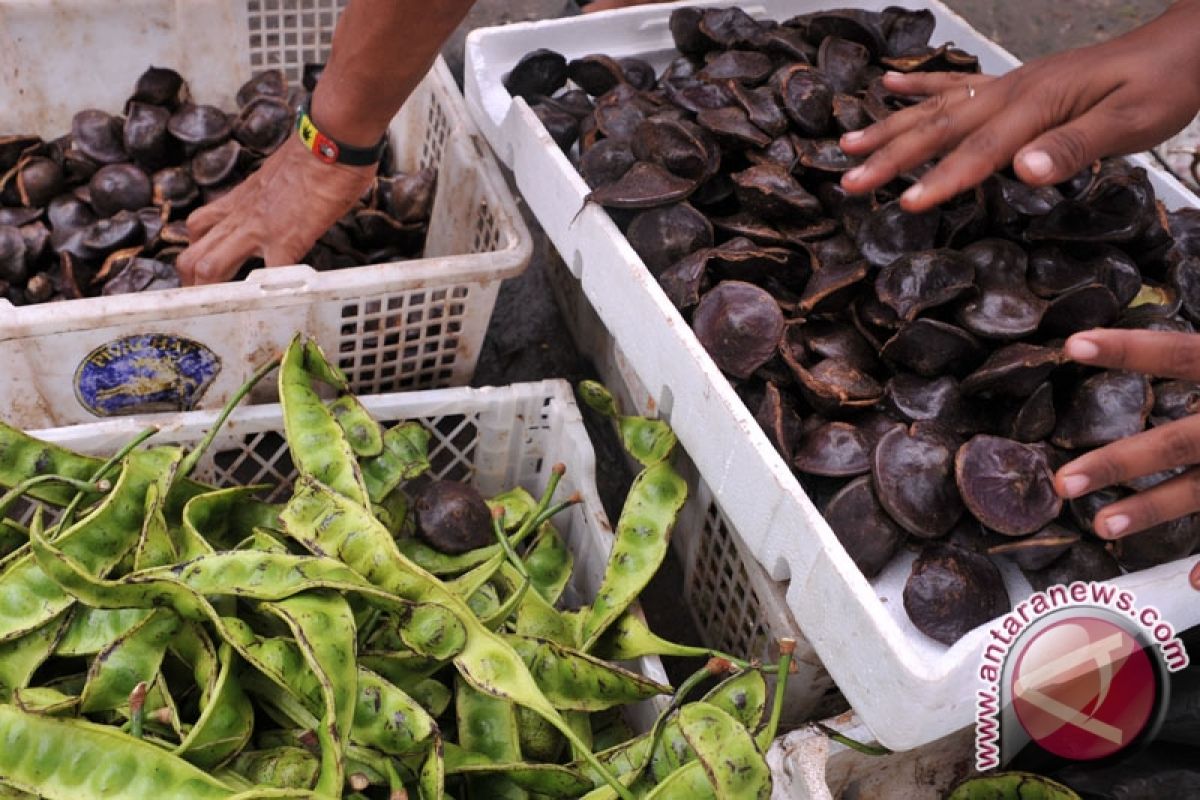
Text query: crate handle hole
257 278 309 293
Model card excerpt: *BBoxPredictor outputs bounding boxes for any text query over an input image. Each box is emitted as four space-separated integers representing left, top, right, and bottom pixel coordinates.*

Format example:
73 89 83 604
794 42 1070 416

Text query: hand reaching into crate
178 0 476 285
1054 329 1200 591
838 0 1200 213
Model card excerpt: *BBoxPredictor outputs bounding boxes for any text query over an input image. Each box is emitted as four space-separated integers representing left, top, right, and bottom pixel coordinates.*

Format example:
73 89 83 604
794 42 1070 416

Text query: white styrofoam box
767 712 975 800
29 379 668 732
464 0 1200 750
0 0 531 429
545 246 845 728
1158 118 1200 193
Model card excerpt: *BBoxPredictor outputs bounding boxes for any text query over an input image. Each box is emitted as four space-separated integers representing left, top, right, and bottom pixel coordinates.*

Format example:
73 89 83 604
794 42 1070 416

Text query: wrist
310 84 390 148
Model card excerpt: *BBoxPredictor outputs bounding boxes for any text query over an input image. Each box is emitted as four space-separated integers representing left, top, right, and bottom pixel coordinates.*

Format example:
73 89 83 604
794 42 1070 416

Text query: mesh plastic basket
30 378 668 733
0 0 530 428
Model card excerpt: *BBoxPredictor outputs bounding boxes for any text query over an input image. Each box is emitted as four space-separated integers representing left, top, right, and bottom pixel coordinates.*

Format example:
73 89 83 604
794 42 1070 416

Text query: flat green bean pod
229 748 319 791
0 424 105 506
11 686 77 716
0 447 181 643
524 523 572 605
591 612 723 663
577 382 677 467
578 461 687 652
328 395 384 458
0 613 69 700
79 606 180 713
443 742 593 798
361 421 431 503
174 642 256 769
947 773 1081 799
676 702 771 800
505 635 672 712
279 336 369 507
642 760 715 800
0 704 234 800
455 677 527 800
135 482 178 571
182 488 279 552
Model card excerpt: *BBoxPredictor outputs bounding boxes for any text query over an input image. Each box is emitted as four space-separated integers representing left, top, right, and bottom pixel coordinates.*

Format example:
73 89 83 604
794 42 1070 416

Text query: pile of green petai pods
0 334 792 800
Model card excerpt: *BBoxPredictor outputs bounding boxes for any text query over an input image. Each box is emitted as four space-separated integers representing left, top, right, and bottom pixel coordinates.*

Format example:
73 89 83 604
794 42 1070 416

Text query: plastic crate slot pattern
421 98 451 172
519 396 556 479
337 289 469 394
246 0 348 84
471 203 501 255
688 499 772 661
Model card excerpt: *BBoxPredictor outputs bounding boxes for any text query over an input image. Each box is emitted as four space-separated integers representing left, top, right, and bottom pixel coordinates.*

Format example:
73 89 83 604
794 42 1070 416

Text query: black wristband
295 97 387 167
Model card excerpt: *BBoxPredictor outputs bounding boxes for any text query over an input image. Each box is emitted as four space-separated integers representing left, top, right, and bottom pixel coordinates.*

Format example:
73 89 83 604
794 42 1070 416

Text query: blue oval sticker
74 334 222 417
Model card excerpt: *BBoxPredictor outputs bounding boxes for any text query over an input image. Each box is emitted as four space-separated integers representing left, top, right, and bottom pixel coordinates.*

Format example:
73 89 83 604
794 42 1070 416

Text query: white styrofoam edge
30 378 669 726
0 58 533 342
464 0 1200 750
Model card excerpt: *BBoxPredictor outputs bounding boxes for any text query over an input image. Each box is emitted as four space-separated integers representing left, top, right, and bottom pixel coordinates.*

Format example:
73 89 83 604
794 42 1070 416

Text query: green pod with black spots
676 702 771 800
516 704 566 762
447 551 506 603
329 394 384 458
0 423 105 506
374 486 411 537
408 677 453 718
234 529 291 554
577 381 677 467
12 686 78 716
947 773 1081 799
701 670 767 732
579 461 687 651
644 760 715 800
443 743 593 798
0 704 234 800
230 747 320 790
591 612 721 664
358 651 443 690
515 584 578 647
419 732 445 800
466 581 502 620
280 477 598 778
80 606 181 713
481 561 532 632
0 447 182 643
260 592 358 798
182 488 279 552
135 482 178 571
279 336 369 506
352 666 438 755
506 635 672 712
591 710 636 753
524 523 572 605
0 612 70 700
175 642 256 769
361 421 431 503
399 602 468 661
455 677 528 800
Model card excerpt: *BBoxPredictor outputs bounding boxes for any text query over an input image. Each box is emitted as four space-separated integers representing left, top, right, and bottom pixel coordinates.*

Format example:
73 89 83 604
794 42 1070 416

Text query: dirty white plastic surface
465 0 1200 750
31 379 668 732
767 712 975 800
0 0 530 428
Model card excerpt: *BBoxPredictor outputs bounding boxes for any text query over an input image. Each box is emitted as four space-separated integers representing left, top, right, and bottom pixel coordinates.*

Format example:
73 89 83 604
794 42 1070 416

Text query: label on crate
74 334 221 417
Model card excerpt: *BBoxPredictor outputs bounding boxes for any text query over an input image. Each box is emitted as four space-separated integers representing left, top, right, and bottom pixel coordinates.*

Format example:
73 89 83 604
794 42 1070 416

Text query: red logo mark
1010 616 1156 761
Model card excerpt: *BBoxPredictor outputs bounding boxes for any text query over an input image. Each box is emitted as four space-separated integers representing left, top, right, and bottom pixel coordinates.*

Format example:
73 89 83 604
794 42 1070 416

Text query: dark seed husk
1111 516 1200 571
875 248 974 321
904 544 1009 645
692 280 784 379
167 104 233 148
988 524 1079 571
793 420 871 477
955 435 1062 536
872 423 963 538
89 164 152 217
755 381 802 461
415 480 495 555
960 343 1063 398
1052 370 1153 449
130 66 189 109
879 319 981 378
626 203 713 276
505 49 568 101
824 476 905 579
1024 539 1121 592
586 162 697 209
233 96 293 154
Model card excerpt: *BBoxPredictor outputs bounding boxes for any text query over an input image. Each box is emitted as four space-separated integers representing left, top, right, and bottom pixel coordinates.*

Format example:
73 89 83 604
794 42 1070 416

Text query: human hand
838 1 1200 213
1053 329 1200 590
178 136 375 285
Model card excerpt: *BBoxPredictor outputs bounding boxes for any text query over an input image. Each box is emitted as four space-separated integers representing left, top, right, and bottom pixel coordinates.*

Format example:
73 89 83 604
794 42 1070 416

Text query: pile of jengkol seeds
505 5 1200 644
0 66 434 305
0 336 791 799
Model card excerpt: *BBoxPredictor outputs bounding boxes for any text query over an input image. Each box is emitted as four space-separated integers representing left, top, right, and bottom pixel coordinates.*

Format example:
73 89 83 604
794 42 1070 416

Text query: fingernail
1019 150 1055 180
1102 514 1131 539
1065 337 1101 361
901 183 924 204
1191 565 1200 591
845 165 867 183
1060 474 1091 499
842 130 865 145
884 71 903 80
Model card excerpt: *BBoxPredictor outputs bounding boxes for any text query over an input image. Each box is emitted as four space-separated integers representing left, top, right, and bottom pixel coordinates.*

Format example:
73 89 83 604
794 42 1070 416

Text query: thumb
1013 109 1116 186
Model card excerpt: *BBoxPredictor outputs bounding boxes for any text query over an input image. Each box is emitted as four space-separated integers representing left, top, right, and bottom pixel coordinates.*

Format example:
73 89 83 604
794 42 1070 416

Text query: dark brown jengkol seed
872 423 963 538
955 435 1062 537
693 281 784 379
1052 370 1153 449
1111 516 1200 571
130 66 189 109
1024 540 1121 592
904 544 1009 645
586 162 697 209
960 343 1063 398
955 238 1047 340
89 164 152 217
875 249 974 321
504 49 568 101
988 524 1079 572
793 421 870 477
879 319 981 378
824 476 905 579
626 203 713 276
414 480 494 555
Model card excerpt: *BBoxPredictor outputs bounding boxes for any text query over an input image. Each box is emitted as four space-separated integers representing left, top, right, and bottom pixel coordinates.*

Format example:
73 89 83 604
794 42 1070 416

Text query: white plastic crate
767 712 975 800
30 378 668 732
465 0 1200 750
0 0 531 429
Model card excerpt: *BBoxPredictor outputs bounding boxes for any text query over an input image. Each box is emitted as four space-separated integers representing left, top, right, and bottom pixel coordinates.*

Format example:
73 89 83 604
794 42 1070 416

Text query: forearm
312 0 476 146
